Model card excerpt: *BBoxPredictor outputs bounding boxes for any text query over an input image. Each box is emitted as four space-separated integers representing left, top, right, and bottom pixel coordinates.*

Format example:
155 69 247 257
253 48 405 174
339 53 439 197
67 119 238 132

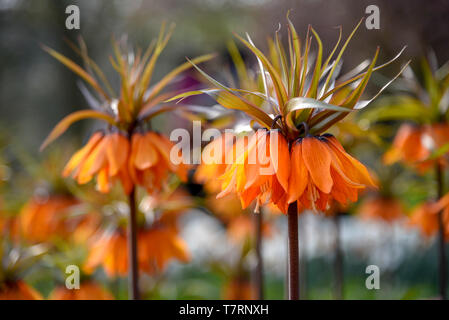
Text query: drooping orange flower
227 215 272 243
195 133 236 193
129 131 188 193
384 124 429 165
63 132 132 194
140 188 193 231
287 134 376 212
49 281 114 300
70 212 102 244
138 228 190 274
408 201 449 239
223 278 256 300
435 193 449 220
84 230 128 277
84 227 190 277
218 130 291 212
384 123 449 172
216 131 376 213
19 195 78 243
358 195 405 223
421 123 449 170
0 281 42 300
174 16 404 215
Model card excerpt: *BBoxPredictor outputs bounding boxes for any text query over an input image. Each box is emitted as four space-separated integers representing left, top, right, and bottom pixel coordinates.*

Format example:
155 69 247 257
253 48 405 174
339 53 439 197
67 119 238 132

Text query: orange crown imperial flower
367 56 449 173
49 281 114 300
173 15 405 213
408 200 449 240
217 129 376 213
129 131 188 193
63 131 132 194
287 133 376 212
41 24 213 194
19 195 79 242
358 195 405 223
218 129 290 212
84 227 190 277
384 123 449 173
0 281 42 300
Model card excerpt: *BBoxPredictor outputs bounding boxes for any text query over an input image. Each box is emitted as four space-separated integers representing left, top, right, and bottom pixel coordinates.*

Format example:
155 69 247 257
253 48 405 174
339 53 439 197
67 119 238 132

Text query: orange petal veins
288 141 308 203
325 136 376 188
134 135 158 170
106 133 129 176
63 132 103 177
243 132 266 190
301 137 333 193
77 138 108 183
270 131 290 192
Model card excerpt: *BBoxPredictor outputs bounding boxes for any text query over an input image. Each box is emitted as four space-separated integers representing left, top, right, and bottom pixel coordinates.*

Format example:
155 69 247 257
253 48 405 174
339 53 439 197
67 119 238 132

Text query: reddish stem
287 202 299 300
254 209 264 300
128 187 140 300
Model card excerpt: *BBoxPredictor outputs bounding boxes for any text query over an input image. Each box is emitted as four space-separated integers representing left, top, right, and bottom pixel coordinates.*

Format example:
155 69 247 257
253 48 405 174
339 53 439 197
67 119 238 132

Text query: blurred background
1 0 449 300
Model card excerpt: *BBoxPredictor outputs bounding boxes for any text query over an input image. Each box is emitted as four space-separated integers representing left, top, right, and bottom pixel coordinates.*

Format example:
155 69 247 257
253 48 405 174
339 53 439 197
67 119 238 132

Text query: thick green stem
287 202 299 300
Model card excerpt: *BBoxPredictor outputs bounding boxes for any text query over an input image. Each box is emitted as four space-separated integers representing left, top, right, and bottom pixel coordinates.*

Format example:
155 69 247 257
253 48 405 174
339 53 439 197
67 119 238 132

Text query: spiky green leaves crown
170 14 407 140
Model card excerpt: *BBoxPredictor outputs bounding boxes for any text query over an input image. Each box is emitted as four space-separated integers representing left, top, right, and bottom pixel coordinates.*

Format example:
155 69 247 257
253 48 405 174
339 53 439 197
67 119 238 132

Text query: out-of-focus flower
49 281 113 300
358 195 405 223
384 123 449 172
84 227 190 277
83 230 127 277
0 244 47 300
129 132 188 193
19 195 78 243
63 132 132 194
408 201 449 239
365 56 449 173
227 215 272 243
70 212 102 244
141 188 193 231
138 228 190 274
41 25 213 195
383 124 429 166
223 277 256 300
0 281 42 300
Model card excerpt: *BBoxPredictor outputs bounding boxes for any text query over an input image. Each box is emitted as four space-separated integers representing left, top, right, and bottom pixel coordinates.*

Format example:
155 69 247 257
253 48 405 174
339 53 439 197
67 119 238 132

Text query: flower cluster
63 131 187 194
